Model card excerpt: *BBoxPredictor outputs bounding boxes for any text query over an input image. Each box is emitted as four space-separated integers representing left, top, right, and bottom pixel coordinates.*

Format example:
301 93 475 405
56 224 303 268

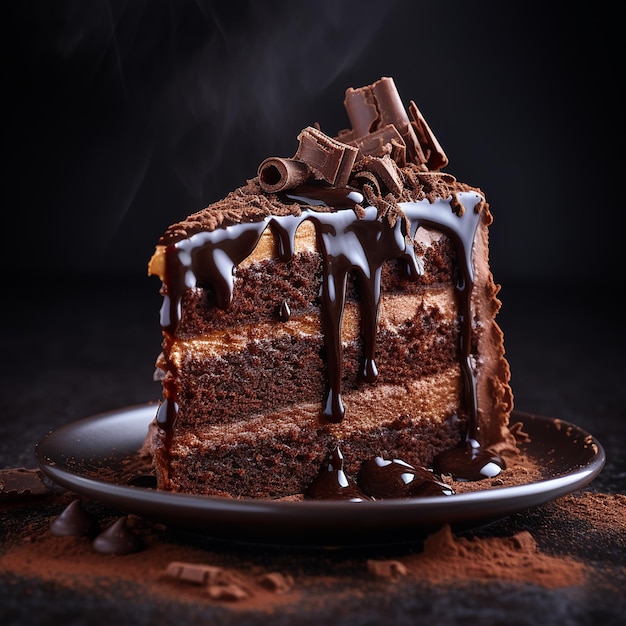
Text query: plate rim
35 404 606 545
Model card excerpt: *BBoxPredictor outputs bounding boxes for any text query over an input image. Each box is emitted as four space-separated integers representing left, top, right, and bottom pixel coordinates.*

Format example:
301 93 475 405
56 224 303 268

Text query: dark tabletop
1 278 624 626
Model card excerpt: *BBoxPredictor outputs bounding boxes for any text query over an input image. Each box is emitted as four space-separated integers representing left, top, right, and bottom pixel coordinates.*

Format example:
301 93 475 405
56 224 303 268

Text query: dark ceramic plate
36 405 605 546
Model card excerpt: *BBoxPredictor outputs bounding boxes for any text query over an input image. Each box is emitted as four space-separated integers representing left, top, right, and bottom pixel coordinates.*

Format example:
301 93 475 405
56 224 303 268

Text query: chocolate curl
295 126 358 188
408 100 449 171
358 155 404 196
257 157 311 193
343 77 426 166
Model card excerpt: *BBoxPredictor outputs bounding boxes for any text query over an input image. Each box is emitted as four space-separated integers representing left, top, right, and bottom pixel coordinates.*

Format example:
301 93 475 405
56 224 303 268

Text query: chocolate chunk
0 468 50 500
49 499 99 537
340 123 407 164
295 127 358 187
92 517 144 555
343 77 426 166
285 184 364 209
164 561 224 585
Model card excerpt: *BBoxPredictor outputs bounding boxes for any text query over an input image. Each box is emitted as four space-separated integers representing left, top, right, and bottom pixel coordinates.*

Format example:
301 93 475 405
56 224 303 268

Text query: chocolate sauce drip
357 457 454 499
92 517 144 555
305 447 371 501
285 184 364 209
159 191 500 480
432 440 506 481
315 206 417 421
278 300 291 322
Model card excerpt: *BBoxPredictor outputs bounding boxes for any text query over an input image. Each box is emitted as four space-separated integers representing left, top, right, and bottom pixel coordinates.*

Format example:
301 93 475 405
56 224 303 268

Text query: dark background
1 1 624 468
1 6 625 623
2 0 623 283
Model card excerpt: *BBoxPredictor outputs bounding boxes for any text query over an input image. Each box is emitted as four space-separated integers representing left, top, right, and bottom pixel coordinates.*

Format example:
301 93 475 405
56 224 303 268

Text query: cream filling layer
163 288 458 369
170 368 462 453
149 221 447 280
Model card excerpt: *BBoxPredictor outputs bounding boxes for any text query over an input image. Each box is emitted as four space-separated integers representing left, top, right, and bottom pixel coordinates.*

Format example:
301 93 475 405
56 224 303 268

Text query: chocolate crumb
206 582 249 601
509 421 532 443
366 559 408 580
256 572 295 593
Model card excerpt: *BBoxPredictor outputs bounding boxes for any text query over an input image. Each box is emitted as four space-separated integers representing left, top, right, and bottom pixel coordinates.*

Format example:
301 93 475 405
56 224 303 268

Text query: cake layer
159 372 465 498
150 225 460 339
159 287 461 420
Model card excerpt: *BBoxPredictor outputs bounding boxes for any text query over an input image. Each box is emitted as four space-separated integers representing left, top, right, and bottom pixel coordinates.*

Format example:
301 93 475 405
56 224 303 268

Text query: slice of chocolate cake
145 76 516 500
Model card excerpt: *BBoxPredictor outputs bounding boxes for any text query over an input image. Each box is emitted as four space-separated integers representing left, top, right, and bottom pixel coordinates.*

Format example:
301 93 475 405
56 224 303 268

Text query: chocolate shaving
357 154 404 196
352 170 381 198
450 193 466 217
408 100 449 171
509 421 532 444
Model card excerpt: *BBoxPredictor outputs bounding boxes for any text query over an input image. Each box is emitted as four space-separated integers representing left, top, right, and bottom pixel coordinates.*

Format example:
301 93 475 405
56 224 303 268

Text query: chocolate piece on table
49 499 99 537
92 517 144 555
164 561 224 585
0 468 50 500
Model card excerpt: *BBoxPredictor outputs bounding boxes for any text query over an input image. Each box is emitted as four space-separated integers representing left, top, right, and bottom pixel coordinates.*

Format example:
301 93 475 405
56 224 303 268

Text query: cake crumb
207 583 249 601
367 559 408 580
256 572 295 593
164 561 224 585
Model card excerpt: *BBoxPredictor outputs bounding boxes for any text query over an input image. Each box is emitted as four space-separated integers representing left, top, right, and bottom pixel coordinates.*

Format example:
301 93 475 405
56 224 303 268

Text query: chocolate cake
145 76 516 500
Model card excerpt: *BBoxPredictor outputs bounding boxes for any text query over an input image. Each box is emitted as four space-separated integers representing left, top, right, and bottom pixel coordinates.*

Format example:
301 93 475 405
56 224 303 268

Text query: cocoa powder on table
3 491 625 611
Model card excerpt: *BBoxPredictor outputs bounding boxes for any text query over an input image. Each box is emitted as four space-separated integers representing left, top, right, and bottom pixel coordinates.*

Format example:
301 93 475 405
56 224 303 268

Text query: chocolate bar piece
0 468 49 500
295 126 358 187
